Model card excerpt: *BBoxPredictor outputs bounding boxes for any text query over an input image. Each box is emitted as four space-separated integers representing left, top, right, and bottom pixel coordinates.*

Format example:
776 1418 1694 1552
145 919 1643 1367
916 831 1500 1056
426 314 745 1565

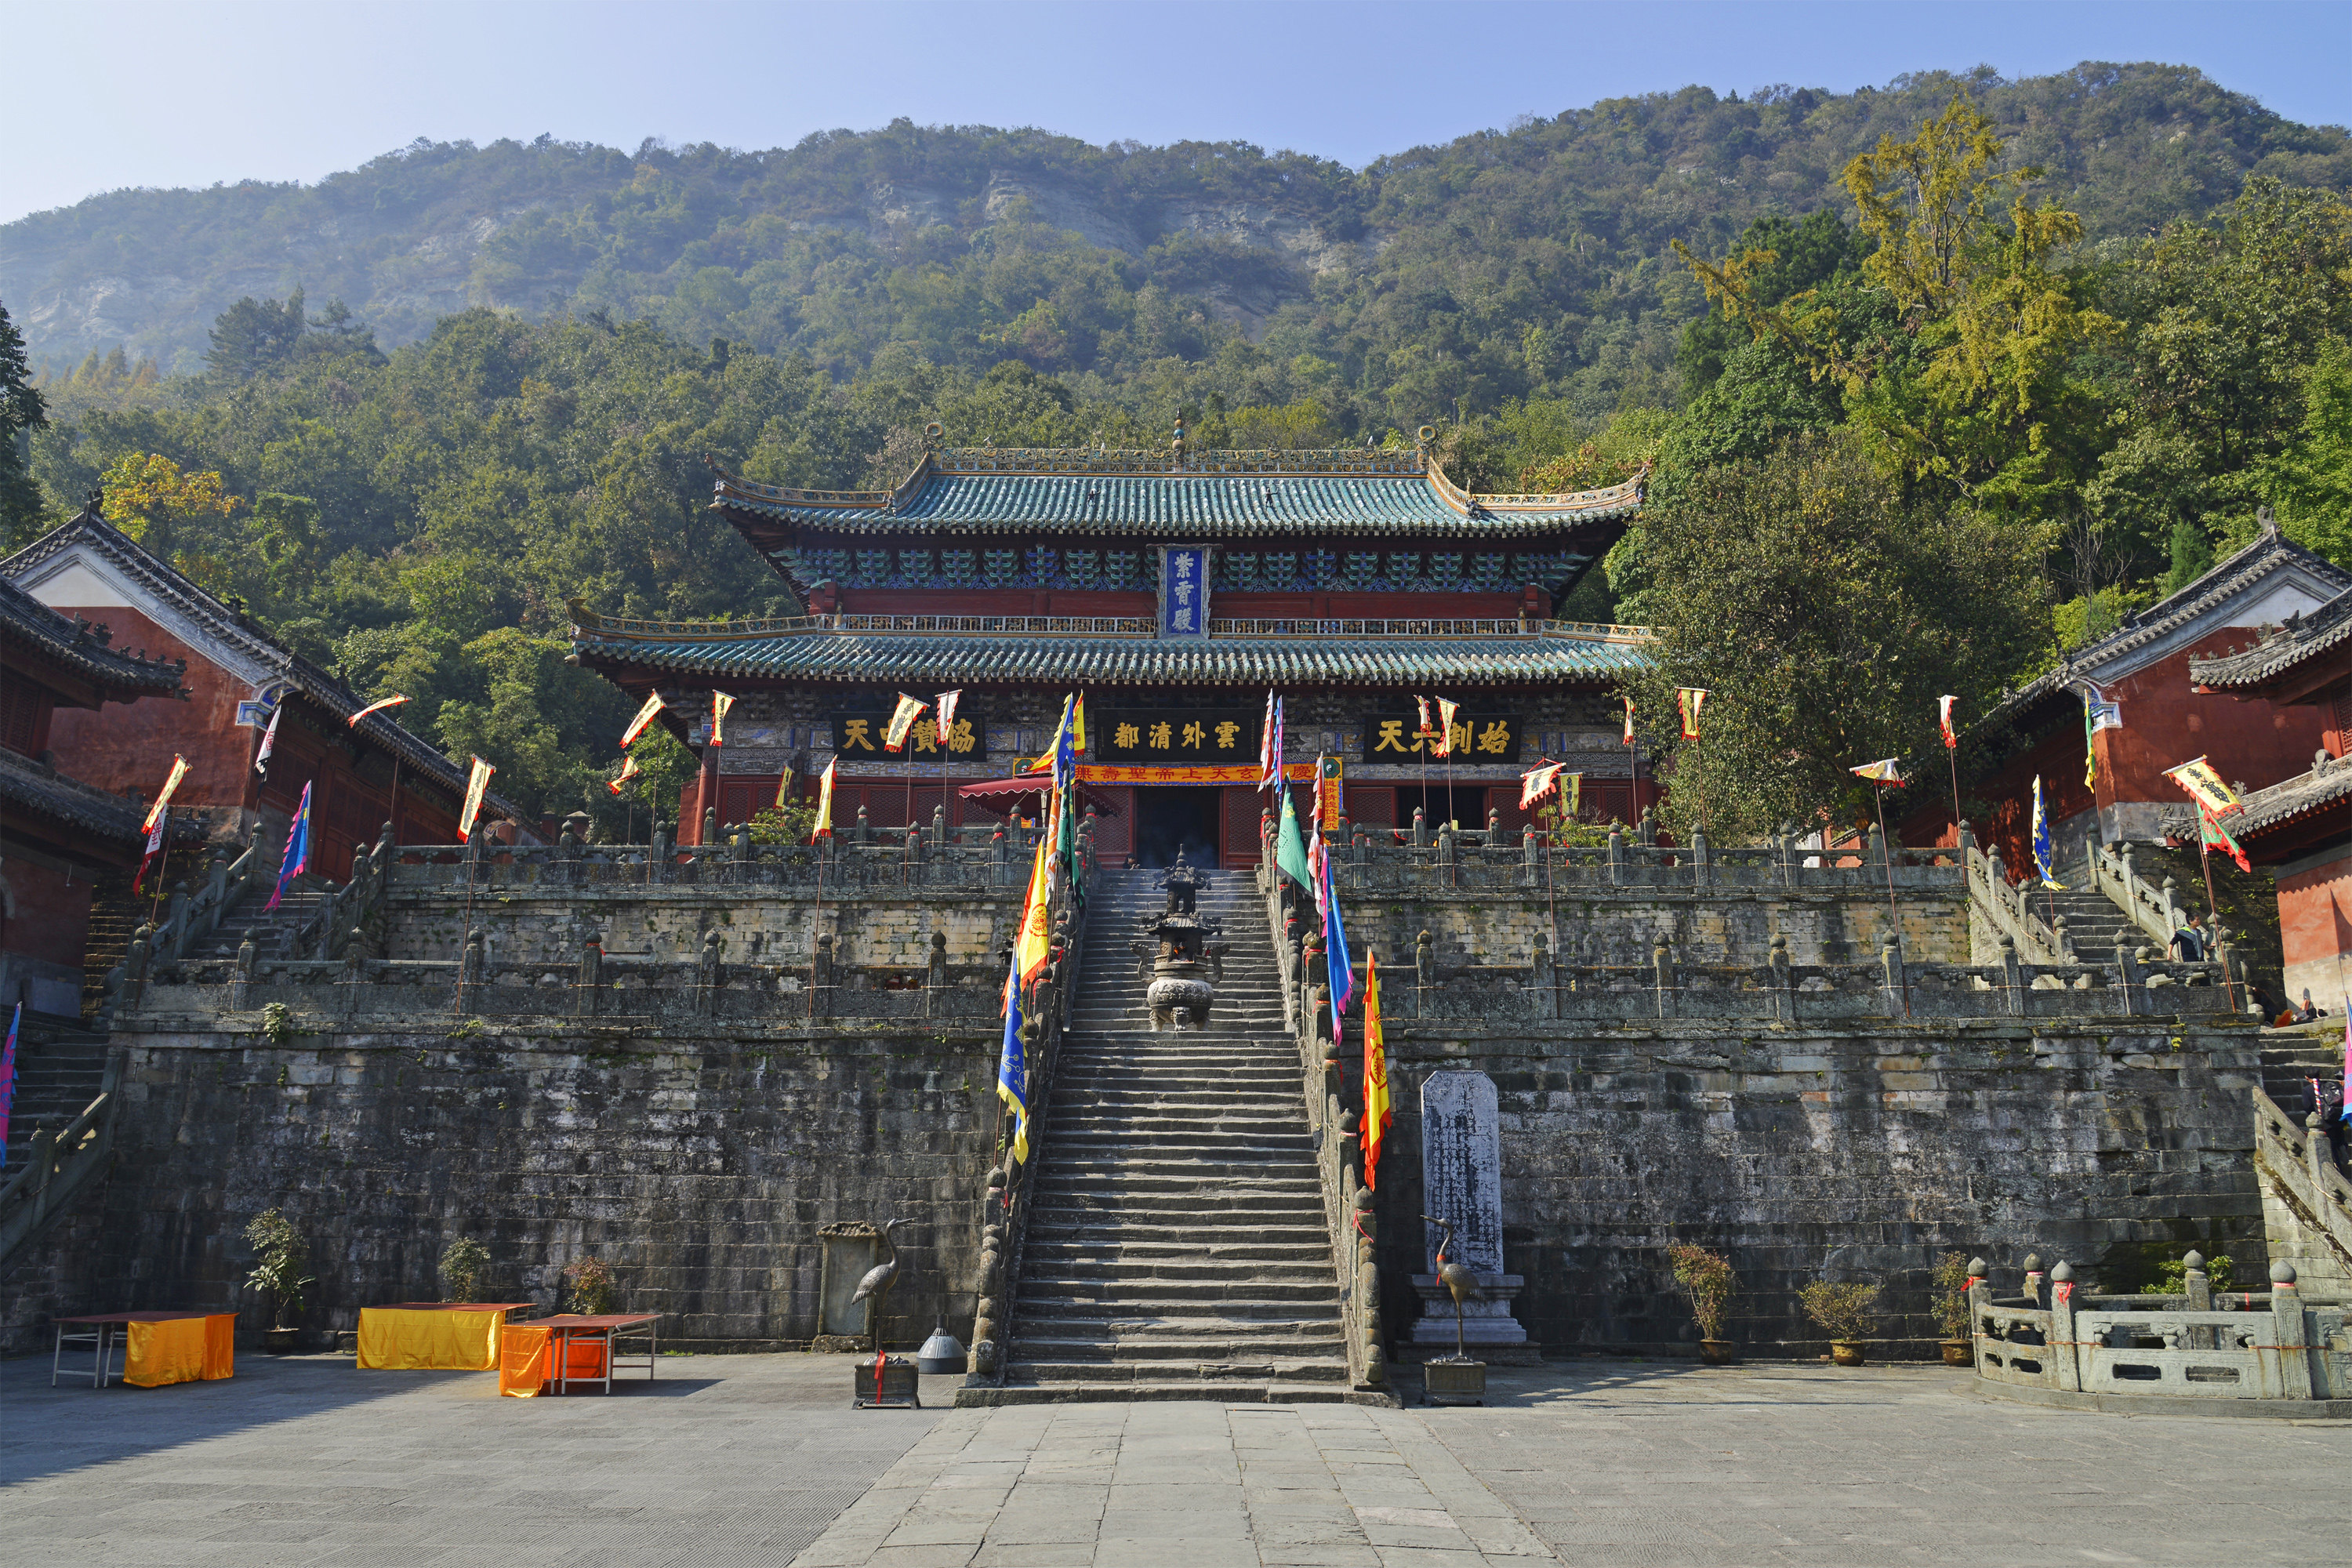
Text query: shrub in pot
1668 1244 1737 1363
245 1207 314 1353
1932 1252 1976 1366
564 1257 615 1316
1798 1280 1879 1366
440 1236 491 1304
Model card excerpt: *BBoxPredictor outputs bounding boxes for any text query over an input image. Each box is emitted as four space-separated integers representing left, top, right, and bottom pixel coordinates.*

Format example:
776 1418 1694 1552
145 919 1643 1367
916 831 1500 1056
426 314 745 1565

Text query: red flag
134 814 166 896
348 693 408 728
1938 695 1958 750
2199 808 2251 873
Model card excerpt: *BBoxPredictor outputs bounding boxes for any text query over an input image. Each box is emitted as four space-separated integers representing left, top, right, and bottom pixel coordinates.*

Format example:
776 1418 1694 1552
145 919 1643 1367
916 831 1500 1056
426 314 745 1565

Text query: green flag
1276 785 1312 891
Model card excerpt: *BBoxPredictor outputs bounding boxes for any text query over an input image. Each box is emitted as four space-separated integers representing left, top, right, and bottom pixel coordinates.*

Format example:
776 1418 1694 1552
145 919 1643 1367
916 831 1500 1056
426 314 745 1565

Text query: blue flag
998 957 1029 1164
1322 855 1355 1046
0 1003 16 1170
266 782 313 911
2030 775 2063 890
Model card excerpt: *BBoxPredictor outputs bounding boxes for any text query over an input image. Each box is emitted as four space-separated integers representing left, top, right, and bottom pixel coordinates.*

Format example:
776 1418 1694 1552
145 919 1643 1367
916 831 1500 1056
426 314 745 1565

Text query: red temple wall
2277 855 2352 1011
1 860 96 969
39 603 256 812
2092 640 2327 804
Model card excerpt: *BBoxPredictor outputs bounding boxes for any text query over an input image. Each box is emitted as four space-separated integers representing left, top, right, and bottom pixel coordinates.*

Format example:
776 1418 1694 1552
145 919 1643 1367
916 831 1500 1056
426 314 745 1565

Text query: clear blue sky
8 0 2347 226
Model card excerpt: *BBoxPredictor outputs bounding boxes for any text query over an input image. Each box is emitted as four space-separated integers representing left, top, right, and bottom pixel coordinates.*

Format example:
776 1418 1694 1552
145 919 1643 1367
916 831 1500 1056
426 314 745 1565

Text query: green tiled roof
711 450 1644 540
572 628 1647 688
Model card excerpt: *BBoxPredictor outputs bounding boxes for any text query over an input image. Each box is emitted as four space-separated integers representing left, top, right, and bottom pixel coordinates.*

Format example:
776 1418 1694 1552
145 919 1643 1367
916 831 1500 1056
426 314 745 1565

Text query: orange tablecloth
357 1306 513 1370
123 1314 235 1387
498 1325 552 1397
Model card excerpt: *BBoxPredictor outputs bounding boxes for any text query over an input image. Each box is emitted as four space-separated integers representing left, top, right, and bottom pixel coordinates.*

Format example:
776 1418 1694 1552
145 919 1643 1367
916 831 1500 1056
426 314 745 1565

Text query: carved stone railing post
457 930 485 1014
1520 825 1541 887
2047 1261 2082 1392
1879 932 1905 1018
1352 1186 1387 1392
650 819 673 884
2118 945 2147 1014
574 938 603 1017
1998 935 2024 1015
2270 1261 2314 1399
340 930 366 1015
695 931 722 1015
853 804 872 846
1414 929 1434 1020
1607 827 1626 887
923 931 949 1017
2183 1249 2213 1348
230 934 256 1011
1690 825 1711 887
120 924 154 1015
1769 935 1793 1020
1410 806 1428 849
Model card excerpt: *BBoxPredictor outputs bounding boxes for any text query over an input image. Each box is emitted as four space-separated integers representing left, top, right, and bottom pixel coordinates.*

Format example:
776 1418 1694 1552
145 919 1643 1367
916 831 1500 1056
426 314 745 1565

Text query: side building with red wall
1902 515 2350 881
3 504 530 883
0 572 190 1014
2189 586 2351 1015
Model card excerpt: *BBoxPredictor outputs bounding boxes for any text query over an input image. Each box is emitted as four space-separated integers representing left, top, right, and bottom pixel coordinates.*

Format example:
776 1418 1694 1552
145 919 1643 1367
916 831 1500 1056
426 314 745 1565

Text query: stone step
1011 1328 1346 1359
1021 1254 1333 1281
1004 1359 1351 1384
960 1379 1362 1406
1024 1237 1330 1261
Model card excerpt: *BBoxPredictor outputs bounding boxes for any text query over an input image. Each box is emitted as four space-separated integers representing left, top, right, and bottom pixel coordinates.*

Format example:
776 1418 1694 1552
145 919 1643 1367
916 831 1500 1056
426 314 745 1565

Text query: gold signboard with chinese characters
1359 713 1521 763
829 713 987 759
1093 710 1261 765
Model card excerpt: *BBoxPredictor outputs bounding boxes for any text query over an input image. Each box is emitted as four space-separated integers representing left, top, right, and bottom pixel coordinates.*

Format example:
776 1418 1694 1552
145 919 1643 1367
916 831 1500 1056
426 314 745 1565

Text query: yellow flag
811 759 837 839
1363 952 1391 1189
142 754 190 833
605 756 641 796
2163 755 2242 820
1014 840 1052 981
884 693 927 752
619 692 666 748
710 691 735 747
459 755 496 837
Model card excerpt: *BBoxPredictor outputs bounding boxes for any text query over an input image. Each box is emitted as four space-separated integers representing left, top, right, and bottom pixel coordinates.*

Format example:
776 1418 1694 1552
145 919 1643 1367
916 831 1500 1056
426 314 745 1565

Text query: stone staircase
2035 862 2144 966
2 1012 110 1171
180 883 330 964
997 865 1354 1402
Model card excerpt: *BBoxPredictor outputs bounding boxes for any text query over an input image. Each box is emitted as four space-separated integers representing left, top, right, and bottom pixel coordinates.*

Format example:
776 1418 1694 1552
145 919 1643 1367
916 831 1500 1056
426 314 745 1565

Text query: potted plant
441 1236 490 1304
563 1257 615 1316
245 1207 314 1353
1668 1244 1738 1364
1798 1280 1879 1366
1933 1252 1976 1367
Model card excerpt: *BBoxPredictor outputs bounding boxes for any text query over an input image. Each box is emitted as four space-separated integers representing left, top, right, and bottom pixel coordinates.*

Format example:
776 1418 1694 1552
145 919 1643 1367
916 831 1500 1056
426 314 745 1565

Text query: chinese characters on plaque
1359 713 1521 764
831 712 988 758
1158 545 1211 638
1094 710 1261 764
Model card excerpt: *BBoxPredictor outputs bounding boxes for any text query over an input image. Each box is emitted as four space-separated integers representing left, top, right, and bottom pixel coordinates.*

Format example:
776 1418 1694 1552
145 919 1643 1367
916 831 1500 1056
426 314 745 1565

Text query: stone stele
1410 1069 1535 1362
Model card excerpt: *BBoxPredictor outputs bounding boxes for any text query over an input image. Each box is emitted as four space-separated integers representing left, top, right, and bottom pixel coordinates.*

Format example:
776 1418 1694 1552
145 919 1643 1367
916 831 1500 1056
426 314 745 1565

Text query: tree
1621 431 2052 843
0 299 48 546
207 290 311 379
98 452 238 561
1675 95 2112 510
2263 338 2352 568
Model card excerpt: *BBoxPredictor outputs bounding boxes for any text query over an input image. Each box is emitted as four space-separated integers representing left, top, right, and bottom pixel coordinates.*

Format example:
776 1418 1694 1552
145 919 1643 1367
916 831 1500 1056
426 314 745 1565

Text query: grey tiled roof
2223 752 2352 842
0 746 150 847
711 449 1645 540
570 626 1648 688
0 572 185 699
2189 586 2352 690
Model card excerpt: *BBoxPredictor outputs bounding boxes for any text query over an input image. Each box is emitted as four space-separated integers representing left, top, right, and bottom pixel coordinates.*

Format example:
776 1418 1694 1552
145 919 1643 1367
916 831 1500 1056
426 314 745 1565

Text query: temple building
570 433 1653 863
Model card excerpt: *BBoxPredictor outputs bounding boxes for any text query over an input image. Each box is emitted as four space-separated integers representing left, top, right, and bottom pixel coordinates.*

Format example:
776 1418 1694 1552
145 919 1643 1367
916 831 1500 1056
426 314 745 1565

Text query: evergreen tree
0 299 49 545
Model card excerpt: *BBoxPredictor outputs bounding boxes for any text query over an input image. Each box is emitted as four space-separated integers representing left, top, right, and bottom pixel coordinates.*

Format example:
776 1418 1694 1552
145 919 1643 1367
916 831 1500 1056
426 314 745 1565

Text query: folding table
532 1313 660 1393
52 1311 235 1388
356 1301 536 1370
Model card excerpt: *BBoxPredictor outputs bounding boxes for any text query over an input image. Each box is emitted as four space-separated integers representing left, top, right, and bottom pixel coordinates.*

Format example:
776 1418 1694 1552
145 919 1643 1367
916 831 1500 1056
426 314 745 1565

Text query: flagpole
1872 782 1911 1019
808 821 830 1022
1542 765 1562 1019
387 753 403 848
456 815 482 1023
146 805 171 926
2196 826 2236 1013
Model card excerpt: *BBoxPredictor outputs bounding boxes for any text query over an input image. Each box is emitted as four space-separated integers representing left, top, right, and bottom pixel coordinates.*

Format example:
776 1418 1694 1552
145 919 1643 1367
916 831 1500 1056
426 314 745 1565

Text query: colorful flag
883 693 928 753
1850 758 1906 786
2081 682 2121 788
255 702 282 776
1565 771 1581 818
1621 695 1636 746
1259 691 1279 789
935 689 962 747
998 956 1029 1165
2031 775 2063 889
605 756 641 797
134 812 165 895
1677 688 1708 739
1434 698 1459 758
459 755 495 839
0 1004 16 1168
709 691 736 747
2199 808 2252 873
1071 693 1087 757
348 693 408 728
619 693 666 748
1519 760 1567 809
1938 695 1958 750
1014 840 1053 982
142 755 189 833
1362 953 1390 1189
1416 695 1433 735
267 781 313 911
2163 756 2243 820
1276 785 1312 894
1316 753 1344 823
775 765 796 811
811 759 837 838
1322 854 1355 1047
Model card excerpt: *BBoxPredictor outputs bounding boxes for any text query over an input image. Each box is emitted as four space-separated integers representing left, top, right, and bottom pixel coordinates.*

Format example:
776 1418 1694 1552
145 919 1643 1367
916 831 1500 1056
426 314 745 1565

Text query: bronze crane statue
1421 1214 1483 1360
851 1218 908 1357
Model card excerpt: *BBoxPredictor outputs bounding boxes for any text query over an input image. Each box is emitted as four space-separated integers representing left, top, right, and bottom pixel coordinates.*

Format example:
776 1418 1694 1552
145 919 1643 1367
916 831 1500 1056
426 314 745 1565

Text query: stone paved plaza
5 1352 2350 1566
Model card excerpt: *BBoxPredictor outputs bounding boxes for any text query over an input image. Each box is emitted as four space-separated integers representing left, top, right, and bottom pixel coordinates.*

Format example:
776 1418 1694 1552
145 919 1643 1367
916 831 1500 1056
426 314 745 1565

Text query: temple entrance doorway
1392 781 1490 833
1133 786 1221 867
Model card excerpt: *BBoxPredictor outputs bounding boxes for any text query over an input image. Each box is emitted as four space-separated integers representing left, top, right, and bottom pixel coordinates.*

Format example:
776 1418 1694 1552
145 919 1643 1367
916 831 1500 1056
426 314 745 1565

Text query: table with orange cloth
499 1313 659 1396
356 1301 536 1371
52 1311 235 1389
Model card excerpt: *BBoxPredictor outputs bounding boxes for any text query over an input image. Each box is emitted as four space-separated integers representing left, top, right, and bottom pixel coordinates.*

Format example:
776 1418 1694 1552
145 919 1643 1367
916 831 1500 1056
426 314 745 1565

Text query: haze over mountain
9 60 2347 414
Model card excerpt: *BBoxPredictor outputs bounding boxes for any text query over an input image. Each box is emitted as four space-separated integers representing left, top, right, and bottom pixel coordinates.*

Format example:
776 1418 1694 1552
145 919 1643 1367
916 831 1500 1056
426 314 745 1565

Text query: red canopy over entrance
956 776 1126 818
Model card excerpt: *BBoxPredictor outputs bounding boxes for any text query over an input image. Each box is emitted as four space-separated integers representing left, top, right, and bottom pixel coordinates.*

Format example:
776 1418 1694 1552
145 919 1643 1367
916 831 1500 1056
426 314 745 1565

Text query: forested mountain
4 62 2348 837
9 62 2347 425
